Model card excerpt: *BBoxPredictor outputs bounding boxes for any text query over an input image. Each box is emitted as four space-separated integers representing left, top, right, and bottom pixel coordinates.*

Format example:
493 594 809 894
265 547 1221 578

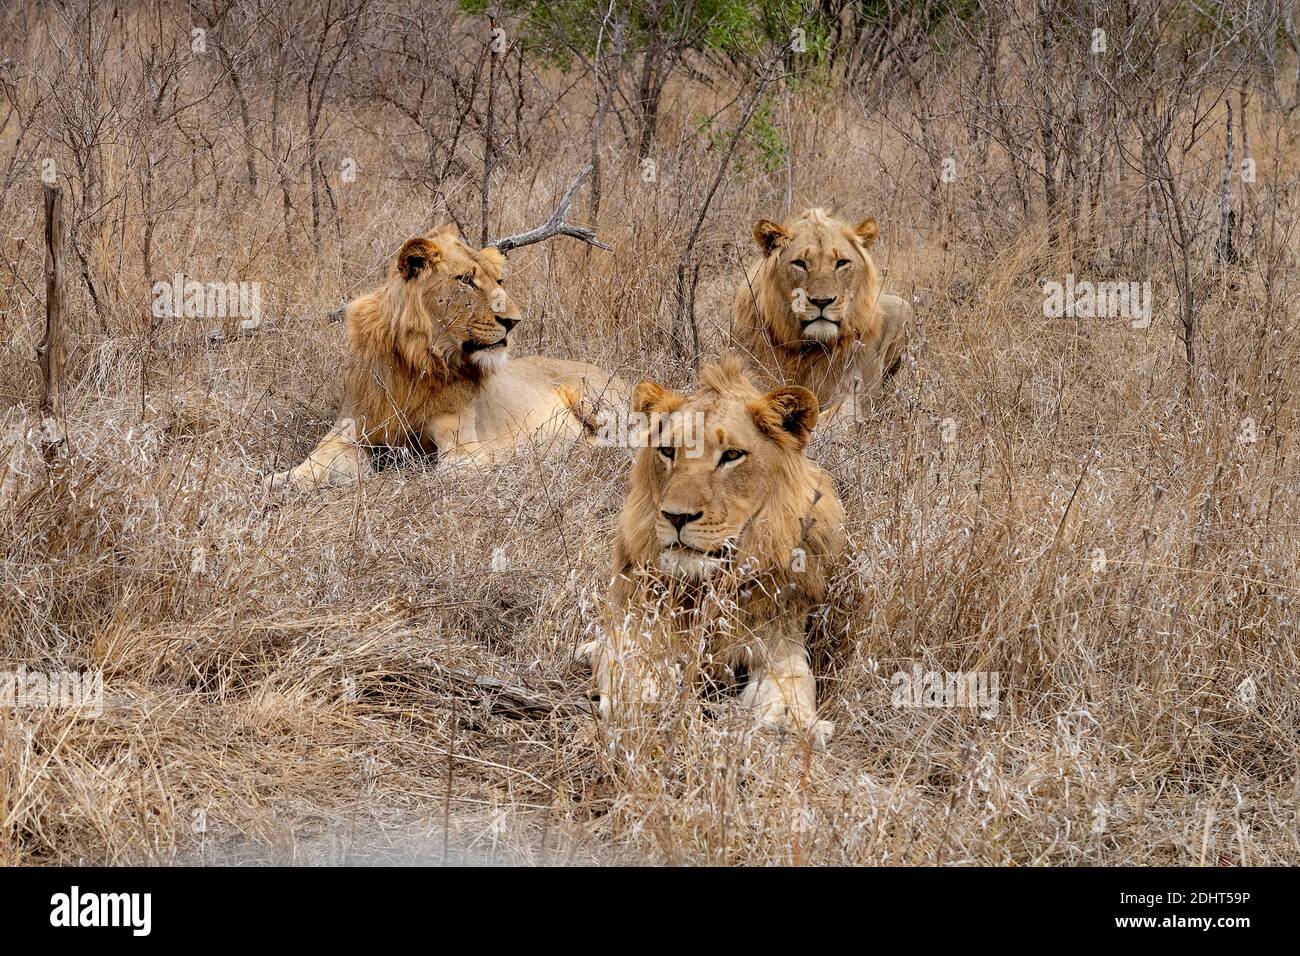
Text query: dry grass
1 1 1299 865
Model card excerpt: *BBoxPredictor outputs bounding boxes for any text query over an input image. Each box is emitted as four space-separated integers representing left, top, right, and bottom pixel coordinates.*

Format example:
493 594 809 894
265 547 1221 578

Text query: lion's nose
662 510 703 532
809 296 836 310
496 316 519 335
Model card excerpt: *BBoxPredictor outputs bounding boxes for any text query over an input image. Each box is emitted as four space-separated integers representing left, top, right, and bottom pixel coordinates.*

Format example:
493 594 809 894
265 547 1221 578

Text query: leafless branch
488 163 609 254
37 183 66 460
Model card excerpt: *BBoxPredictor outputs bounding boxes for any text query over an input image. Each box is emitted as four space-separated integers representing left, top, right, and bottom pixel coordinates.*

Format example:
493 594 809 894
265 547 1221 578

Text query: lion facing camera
579 359 844 745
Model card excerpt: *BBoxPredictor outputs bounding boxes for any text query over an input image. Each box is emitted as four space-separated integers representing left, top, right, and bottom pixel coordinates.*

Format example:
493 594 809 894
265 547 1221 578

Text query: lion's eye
457 273 476 287
719 449 746 465
657 446 676 461
835 258 851 269
791 259 807 270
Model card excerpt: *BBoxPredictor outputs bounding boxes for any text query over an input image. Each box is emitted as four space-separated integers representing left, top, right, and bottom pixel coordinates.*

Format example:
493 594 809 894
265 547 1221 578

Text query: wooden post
37 183 66 458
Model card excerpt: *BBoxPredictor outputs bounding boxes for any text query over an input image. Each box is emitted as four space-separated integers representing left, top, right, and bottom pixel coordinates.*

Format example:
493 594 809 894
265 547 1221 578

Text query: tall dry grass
0 0 1298 864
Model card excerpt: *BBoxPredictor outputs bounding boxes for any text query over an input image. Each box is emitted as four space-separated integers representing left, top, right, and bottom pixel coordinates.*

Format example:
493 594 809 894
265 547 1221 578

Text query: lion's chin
657 546 726 580
468 345 509 372
800 317 841 343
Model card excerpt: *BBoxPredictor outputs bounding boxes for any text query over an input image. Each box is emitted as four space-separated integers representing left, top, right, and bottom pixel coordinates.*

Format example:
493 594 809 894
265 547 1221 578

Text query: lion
267 224 627 490
732 207 910 419
579 359 845 745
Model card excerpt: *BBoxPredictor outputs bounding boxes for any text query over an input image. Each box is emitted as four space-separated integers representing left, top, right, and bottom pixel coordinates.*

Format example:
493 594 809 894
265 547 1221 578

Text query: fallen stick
205 316 278 346
433 665 594 718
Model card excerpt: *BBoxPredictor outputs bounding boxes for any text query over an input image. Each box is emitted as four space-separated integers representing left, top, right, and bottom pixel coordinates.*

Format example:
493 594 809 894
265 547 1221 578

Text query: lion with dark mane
268 224 626 490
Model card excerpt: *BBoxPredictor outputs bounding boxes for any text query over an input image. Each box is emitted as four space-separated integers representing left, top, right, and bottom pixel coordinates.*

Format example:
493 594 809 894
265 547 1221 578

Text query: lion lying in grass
267 224 627 490
733 207 910 419
580 359 844 745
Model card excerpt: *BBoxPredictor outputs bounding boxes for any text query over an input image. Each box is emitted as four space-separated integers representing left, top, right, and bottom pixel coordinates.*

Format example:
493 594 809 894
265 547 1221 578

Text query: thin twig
673 45 788 366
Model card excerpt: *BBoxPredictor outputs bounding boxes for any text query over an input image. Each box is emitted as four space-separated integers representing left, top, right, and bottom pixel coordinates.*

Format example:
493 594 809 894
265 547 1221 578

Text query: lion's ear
632 380 685 416
753 218 791 256
397 237 441 281
855 217 879 248
480 246 507 274
751 386 819 449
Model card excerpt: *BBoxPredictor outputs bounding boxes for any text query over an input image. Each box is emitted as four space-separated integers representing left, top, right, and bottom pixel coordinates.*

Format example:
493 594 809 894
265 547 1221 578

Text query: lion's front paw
265 456 366 492
754 708 834 750
576 640 612 718
575 639 601 668
264 469 294 492
809 718 835 749
746 679 834 749
263 463 318 492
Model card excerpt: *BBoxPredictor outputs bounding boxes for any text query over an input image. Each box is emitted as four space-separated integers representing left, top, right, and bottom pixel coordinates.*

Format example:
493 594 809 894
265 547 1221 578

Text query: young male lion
267 224 627 490
732 207 910 420
580 359 844 744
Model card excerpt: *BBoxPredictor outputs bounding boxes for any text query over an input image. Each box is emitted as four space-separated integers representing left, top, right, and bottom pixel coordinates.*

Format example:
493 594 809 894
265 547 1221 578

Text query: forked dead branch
319 164 607 326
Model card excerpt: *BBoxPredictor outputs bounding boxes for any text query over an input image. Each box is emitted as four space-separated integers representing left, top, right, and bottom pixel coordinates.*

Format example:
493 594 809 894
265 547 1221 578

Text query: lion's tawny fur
733 207 909 416
268 225 628 490
584 358 844 743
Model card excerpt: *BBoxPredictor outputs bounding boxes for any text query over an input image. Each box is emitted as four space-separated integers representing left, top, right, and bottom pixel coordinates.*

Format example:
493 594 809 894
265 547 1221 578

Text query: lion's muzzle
800 315 841 343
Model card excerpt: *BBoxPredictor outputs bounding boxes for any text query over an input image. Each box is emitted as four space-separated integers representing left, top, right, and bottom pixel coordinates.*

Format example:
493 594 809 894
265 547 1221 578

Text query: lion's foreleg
839 305 909 424
429 409 490 466
875 293 910 384
740 629 833 747
266 417 372 491
577 636 615 719
578 618 677 724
